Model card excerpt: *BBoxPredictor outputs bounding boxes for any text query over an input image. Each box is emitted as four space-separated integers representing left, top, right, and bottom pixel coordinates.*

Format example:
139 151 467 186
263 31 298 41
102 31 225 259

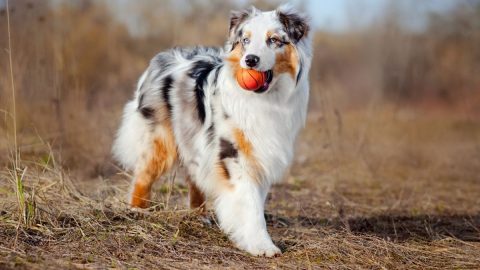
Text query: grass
1 107 479 269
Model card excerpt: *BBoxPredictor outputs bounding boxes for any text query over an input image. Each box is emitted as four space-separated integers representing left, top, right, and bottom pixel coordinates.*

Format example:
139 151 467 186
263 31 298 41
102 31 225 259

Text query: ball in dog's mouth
236 68 273 93
253 70 273 94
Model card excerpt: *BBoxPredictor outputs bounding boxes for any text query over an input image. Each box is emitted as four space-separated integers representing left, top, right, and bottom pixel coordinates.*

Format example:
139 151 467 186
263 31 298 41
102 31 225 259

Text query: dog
113 5 312 257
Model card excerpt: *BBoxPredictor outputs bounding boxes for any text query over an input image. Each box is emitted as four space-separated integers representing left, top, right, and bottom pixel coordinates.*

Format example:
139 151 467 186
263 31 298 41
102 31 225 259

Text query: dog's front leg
214 179 281 257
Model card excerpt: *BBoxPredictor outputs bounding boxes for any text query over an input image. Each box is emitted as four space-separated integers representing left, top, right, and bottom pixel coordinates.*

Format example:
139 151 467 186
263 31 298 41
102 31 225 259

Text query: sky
0 0 461 32
299 0 459 31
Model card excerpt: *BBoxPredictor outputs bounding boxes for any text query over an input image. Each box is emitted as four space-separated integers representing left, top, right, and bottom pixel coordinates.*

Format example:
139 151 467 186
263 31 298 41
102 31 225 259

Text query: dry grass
1 108 479 269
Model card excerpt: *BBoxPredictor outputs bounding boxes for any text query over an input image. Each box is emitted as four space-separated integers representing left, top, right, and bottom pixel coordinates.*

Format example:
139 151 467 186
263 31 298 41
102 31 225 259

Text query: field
1 0 480 269
1 107 479 269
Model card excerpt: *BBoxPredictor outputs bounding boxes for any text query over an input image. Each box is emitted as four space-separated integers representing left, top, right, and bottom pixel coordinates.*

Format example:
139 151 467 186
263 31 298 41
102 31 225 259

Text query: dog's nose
245 54 260 67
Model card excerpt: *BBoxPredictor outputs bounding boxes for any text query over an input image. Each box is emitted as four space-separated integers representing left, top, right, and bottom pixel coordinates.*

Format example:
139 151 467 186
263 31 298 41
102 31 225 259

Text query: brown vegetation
0 0 479 269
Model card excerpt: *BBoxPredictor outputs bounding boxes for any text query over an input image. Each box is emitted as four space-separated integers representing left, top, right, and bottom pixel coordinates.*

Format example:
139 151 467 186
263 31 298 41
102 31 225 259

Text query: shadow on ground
267 213 480 242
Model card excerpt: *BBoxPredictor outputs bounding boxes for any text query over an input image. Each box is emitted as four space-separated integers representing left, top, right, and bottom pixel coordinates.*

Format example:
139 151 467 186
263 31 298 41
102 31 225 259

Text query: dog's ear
229 6 259 33
229 9 250 37
277 5 310 43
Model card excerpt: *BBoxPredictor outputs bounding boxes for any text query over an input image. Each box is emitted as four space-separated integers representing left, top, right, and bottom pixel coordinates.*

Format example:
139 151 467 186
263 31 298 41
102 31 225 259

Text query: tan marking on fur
266 30 281 40
186 175 206 211
130 123 178 208
226 32 250 77
273 44 298 79
130 183 150 208
227 31 249 63
214 161 234 190
233 128 253 157
218 161 231 180
233 128 262 182
226 43 243 77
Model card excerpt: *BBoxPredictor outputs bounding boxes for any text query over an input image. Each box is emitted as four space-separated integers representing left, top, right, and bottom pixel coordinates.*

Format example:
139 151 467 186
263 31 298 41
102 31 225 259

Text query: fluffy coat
113 5 312 256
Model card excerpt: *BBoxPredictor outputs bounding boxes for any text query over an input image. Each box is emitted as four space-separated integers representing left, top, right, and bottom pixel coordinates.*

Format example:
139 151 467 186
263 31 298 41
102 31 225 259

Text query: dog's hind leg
130 123 177 208
186 175 206 211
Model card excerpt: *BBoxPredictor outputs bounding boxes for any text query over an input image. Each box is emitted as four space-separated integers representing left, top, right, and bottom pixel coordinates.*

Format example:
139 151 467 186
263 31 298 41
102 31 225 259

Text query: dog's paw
250 244 282 257
238 239 282 257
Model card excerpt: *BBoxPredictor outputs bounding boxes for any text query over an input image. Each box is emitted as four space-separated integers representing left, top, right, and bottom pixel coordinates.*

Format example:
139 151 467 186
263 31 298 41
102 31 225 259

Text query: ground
1 107 479 269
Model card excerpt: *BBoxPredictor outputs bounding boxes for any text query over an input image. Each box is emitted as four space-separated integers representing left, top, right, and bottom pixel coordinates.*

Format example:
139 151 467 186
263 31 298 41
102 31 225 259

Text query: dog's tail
112 72 152 171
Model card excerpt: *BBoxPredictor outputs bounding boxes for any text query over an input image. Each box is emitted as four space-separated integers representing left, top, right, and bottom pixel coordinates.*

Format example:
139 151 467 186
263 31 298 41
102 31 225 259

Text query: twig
5 0 24 233
6 0 18 169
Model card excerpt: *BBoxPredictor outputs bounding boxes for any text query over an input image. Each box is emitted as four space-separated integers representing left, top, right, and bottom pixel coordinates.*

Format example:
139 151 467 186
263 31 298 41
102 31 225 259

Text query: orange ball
236 68 266 91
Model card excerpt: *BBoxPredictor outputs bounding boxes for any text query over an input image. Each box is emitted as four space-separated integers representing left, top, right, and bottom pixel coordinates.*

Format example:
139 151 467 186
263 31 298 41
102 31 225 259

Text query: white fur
112 100 149 171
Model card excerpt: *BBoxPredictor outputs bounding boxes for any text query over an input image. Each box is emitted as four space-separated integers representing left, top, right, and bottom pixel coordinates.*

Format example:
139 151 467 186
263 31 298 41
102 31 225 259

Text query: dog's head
226 5 310 92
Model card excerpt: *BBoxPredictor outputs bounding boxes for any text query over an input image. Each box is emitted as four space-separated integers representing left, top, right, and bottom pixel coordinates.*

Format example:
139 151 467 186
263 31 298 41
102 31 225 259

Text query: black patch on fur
138 93 155 119
138 92 145 109
238 28 243 37
207 98 216 142
277 11 309 43
296 61 303 84
213 65 222 87
189 60 216 124
207 123 215 142
219 138 238 160
230 42 239 52
161 75 174 116
140 107 155 119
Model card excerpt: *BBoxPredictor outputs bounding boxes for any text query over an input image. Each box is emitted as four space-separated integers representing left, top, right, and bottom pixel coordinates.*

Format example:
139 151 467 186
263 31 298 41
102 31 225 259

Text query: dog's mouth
253 70 273 94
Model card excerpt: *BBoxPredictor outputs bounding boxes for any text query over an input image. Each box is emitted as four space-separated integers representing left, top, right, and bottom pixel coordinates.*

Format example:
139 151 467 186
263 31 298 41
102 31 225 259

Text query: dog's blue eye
242 38 250 44
269 38 279 44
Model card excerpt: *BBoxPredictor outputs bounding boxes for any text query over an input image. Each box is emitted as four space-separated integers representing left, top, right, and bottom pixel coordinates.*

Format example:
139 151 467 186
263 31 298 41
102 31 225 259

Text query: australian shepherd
113 5 312 257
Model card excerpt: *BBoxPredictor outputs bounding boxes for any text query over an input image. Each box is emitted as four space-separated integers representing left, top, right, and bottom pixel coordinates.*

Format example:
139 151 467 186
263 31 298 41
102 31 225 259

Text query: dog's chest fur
215 70 308 184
